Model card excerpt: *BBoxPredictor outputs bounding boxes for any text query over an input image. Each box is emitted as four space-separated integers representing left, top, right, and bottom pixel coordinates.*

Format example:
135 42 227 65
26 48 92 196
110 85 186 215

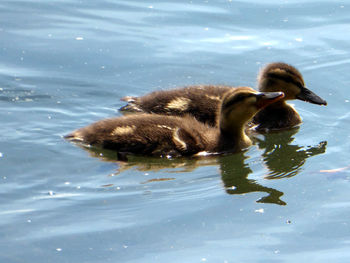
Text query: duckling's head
258 62 327 105
219 87 285 133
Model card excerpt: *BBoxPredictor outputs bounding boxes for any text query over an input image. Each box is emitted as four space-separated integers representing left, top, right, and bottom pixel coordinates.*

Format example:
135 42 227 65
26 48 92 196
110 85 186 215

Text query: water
1 0 350 262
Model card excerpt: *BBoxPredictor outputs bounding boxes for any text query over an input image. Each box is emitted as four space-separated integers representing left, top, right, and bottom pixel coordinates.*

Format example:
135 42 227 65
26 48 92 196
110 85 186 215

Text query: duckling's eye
268 72 301 85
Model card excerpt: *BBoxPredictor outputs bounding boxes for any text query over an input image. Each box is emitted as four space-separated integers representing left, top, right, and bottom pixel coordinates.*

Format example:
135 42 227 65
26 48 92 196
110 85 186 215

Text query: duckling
252 62 327 131
120 62 327 130
65 88 284 157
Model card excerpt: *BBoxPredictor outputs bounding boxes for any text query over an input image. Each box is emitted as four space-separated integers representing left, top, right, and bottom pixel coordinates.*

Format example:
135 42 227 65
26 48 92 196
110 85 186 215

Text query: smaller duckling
65 88 284 157
120 62 327 130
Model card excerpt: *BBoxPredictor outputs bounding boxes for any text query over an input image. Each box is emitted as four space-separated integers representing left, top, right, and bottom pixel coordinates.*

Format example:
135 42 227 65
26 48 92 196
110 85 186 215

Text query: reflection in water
218 152 286 206
79 145 218 174
256 128 327 179
70 128 327 206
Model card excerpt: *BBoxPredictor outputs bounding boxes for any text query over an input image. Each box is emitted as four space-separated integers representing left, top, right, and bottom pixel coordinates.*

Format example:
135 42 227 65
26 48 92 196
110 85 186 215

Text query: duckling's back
120 85 232 126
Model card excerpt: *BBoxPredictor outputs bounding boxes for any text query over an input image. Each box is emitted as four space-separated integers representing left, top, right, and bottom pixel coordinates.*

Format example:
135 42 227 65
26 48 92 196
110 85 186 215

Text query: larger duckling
66 88 284 157
252 62 327 131
120 62 327 131
121 85 232 126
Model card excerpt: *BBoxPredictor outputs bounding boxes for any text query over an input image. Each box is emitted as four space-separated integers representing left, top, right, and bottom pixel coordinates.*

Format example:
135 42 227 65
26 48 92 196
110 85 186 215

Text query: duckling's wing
172 127 204 155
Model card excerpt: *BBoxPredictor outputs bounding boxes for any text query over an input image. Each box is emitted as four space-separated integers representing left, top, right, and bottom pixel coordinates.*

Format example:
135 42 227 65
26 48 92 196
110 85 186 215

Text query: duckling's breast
252 103 302 131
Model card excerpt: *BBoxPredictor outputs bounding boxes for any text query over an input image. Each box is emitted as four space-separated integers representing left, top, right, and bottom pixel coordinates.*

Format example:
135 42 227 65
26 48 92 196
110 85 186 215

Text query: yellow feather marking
157 125 174 130
205 94 221 101
111 125 136 136
269 68 287 75
172 128 187 151
166 97 191 111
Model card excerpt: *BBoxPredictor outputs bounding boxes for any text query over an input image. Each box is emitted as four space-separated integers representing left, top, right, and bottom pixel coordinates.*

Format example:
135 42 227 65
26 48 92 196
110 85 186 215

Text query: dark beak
296 87 327 106
256 91 285 109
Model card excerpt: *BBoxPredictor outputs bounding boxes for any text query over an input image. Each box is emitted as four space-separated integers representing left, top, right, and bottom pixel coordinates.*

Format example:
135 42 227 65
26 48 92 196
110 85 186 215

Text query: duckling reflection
256 128 327 179
218 152 286 206
77 144 286 206
81 145 219 174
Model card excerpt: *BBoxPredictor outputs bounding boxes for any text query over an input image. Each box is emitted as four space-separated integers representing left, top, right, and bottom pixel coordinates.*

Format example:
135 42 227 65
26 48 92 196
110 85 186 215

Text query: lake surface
1 0 350 262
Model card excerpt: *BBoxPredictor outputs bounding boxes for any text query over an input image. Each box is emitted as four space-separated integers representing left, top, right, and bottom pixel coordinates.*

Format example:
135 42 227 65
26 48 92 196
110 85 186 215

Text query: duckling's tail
64 132 84 142
119 103 143 112
119 97 144 112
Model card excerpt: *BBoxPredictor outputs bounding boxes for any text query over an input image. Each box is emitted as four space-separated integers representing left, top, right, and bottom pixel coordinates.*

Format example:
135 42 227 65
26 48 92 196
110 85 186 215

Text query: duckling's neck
258 99 298 116
262 99 287 108
218 121 252 152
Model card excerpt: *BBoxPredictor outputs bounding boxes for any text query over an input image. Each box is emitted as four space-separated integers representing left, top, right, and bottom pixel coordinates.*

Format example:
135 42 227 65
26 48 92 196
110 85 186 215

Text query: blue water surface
1 0 350 262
